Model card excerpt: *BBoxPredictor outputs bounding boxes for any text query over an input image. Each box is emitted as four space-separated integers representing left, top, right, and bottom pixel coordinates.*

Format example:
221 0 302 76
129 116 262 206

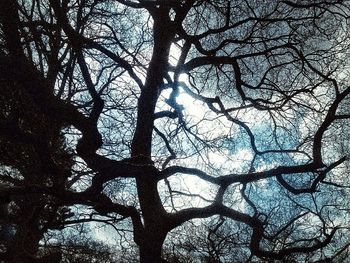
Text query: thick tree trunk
130 7 175 263
139 235 165 263
136 176 169 263
131 8 174 158
9 225 42 262
8 203 44 263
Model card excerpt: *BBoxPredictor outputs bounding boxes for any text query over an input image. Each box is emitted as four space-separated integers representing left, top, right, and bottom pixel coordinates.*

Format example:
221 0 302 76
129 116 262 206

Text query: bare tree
1 0 350 262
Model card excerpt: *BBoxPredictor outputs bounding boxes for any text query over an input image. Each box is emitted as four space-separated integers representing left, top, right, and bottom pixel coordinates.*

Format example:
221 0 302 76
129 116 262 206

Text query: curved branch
49 0 144 90
160 162 319 186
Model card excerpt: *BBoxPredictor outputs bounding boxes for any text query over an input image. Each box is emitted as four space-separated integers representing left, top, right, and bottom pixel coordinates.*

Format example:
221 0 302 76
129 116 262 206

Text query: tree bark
9 221 42 262
139 234 166 263
131 8 174 158
136 176 169 263
129 7 174 262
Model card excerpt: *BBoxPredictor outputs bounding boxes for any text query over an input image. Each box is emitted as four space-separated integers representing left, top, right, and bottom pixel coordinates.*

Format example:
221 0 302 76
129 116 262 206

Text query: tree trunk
10 224 42 262
130 7 174 263
135 176 169 263
139 233 165 263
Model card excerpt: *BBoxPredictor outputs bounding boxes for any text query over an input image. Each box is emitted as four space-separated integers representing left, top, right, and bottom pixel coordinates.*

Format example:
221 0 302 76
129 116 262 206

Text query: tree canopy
1 0 350 262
